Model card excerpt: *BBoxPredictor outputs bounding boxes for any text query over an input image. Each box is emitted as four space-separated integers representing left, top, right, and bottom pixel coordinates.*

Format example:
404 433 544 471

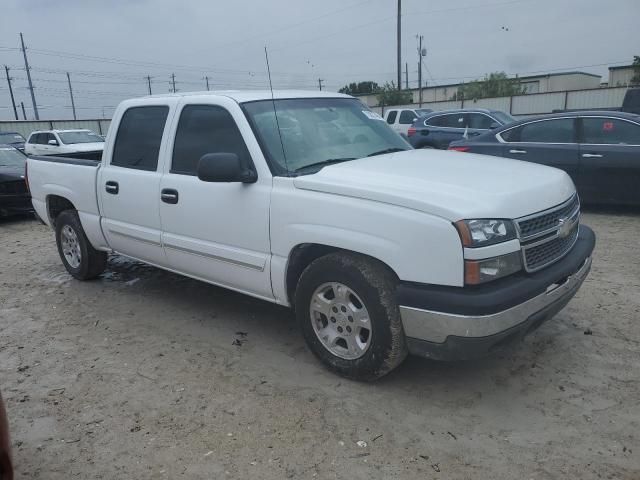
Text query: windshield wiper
367 147 407 157
294 158 355 174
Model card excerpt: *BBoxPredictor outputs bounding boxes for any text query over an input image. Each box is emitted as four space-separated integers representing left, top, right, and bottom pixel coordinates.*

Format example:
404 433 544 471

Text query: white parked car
383 107 432 136
25 129 104 157
26 91 595 380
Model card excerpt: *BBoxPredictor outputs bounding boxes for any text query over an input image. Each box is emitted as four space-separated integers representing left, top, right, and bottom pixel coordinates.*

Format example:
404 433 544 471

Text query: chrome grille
518 195 579 239
517 195 580 272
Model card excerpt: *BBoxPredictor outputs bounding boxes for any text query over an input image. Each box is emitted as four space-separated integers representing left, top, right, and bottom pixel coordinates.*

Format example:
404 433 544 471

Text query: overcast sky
0 0 637 120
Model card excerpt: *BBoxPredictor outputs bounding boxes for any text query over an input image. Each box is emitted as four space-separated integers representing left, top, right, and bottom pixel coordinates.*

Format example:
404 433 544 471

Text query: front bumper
398 225 595 361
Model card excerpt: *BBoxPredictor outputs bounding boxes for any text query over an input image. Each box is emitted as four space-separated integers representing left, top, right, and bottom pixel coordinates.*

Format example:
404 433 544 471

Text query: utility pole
146 75 152 95
418 35 424 107
20 101 26 120
4 66 19 120
19 32 39 120
66 72 77 120
397 0 402 90
405 62 409 90
204 76 210 91
318 78 324 91
170 73 177 93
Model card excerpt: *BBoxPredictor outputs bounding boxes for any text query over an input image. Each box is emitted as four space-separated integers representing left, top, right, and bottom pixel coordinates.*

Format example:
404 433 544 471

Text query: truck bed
27 154 108 250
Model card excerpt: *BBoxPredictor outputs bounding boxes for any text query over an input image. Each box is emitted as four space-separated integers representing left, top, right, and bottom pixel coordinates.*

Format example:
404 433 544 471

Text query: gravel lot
1 210 639 479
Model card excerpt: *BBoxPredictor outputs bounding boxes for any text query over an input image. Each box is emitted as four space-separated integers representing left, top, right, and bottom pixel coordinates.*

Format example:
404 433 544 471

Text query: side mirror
48 139 59 146
489 122 500 129
197 153 257 183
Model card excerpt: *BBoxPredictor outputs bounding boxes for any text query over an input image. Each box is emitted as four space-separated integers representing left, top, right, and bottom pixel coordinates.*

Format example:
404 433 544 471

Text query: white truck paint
27 90 594 379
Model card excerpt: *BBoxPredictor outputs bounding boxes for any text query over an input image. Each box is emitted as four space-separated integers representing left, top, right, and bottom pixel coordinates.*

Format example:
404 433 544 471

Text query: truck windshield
57 131 104 145
0 148 26 167
242 98 410 175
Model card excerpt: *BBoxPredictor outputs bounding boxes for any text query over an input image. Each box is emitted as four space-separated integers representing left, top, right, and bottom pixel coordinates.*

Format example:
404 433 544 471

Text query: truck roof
142 90 352 103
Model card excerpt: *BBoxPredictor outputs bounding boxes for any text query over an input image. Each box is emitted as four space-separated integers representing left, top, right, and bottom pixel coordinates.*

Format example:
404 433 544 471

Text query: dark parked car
0 132 26 152
407 108 514 149
0 145 31 217
449 111 640 206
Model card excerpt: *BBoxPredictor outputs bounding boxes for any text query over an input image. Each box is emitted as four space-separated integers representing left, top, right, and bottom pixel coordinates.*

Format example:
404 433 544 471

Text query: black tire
295 252 408 381
55 210 107 280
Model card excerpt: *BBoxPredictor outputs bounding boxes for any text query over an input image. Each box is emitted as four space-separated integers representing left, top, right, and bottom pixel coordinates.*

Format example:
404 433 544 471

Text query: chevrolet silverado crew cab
27 91 595 380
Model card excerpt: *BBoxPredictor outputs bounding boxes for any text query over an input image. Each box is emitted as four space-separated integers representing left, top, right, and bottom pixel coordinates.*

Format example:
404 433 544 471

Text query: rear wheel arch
285 243 400 307
46 195 76 226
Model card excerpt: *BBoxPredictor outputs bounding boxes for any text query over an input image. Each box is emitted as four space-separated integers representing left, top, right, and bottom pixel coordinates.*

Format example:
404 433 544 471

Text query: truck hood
292 149 576 221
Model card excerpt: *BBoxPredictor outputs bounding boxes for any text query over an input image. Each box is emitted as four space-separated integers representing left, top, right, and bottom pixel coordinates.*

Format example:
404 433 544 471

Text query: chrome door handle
161 188 179 204
509 149 527 154
582 153 603 158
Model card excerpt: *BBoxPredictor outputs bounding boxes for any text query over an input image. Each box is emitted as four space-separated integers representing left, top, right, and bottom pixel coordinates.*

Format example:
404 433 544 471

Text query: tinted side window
112 106 169 171
172 105 251 176
582 118 640 145
46 133 57 144
425 115 446 127
386 111 397 124
504 119 574 143
467 113 494 129
399 110 416 124
432 113 466 128
27 133 37 144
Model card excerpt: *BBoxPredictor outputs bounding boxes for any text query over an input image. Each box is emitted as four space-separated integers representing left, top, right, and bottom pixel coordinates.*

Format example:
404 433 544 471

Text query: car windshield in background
243 98 409 175
491 111 516 124
0 148 26 167
58 131 104 145
0 133 26 144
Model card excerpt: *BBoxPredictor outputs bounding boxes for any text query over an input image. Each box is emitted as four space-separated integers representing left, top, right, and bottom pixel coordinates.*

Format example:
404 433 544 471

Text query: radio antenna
264 46 289 173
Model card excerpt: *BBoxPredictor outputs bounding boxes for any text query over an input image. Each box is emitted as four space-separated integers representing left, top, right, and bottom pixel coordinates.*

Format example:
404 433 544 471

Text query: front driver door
500 117 580 185
158 99 273 300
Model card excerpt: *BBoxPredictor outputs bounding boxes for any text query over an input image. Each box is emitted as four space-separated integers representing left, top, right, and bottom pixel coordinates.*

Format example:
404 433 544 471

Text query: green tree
376 82 413 106
631 56 640 85
338 81 380 95
452 72 526 100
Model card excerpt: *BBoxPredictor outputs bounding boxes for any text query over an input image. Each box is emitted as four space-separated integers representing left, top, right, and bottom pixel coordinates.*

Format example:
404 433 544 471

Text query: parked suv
25 129 104 157
408 108 514 149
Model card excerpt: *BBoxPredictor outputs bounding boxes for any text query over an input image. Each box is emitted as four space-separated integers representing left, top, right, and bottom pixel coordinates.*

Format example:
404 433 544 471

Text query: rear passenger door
98 104 171 266
499 117 580 184
578 116 640 205
158 99 273 299
426 113 467 149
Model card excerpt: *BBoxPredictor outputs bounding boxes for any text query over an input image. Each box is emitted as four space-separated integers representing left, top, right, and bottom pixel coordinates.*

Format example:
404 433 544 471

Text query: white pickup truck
27 90 595 380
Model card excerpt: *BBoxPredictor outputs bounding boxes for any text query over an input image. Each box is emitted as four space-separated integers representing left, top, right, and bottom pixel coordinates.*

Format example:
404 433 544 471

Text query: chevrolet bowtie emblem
557 216 576 238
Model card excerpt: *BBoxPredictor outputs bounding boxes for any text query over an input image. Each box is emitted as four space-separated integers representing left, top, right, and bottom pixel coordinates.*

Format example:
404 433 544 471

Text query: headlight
455 219 517 247
464 251 522 285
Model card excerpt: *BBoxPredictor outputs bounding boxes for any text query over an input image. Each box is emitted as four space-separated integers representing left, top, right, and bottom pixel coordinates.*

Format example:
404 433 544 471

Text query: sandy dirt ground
0 210 639 479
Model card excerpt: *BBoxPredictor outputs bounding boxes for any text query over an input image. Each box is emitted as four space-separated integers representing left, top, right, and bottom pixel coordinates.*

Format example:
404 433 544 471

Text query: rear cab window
111 106 170 171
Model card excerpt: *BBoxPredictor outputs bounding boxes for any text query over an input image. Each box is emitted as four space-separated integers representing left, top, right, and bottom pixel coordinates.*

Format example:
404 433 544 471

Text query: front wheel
55 210 107 280
295 252 408 381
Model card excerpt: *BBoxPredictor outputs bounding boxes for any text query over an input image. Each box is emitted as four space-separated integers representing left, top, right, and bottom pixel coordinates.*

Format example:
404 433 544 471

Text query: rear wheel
55 210 107 280
295 252 408 381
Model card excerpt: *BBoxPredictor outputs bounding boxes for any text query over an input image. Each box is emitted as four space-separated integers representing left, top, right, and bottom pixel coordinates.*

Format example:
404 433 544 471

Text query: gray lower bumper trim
400 256 591 343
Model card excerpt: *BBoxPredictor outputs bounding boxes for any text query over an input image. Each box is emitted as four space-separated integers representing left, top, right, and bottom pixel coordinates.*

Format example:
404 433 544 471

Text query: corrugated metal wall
370 87 628 118
0 119 111 139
